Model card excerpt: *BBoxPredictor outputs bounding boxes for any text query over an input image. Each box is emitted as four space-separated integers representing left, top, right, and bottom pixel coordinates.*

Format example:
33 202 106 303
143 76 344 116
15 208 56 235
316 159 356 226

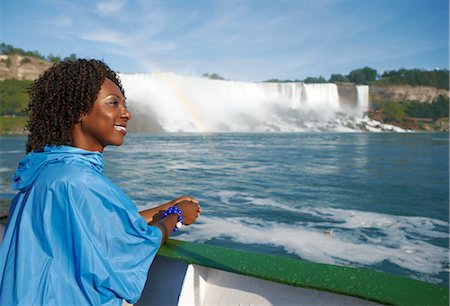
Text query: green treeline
377 68 449 89
202 73 225 80
264 66 449 90
1 42 77 63
0 79 31 133
371 95 449 122
404 96 449 119
0 79 32 116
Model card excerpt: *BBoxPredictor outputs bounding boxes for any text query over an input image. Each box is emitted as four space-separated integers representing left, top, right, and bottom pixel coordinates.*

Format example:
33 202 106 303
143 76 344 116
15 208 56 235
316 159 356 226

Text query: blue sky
1 0 448 81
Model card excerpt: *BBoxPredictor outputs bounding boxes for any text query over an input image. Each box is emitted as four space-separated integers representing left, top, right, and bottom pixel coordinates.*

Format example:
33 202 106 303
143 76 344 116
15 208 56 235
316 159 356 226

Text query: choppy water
1 133 448 285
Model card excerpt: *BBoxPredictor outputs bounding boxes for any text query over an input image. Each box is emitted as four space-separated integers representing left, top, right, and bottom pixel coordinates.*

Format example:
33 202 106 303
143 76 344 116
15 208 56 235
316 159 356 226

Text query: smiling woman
0 59 201 306
72 78 131 152
24 59 125 153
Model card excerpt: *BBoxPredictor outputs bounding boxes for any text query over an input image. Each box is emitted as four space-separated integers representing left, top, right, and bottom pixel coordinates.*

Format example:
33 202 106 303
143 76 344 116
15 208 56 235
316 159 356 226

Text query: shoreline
0 115 448 135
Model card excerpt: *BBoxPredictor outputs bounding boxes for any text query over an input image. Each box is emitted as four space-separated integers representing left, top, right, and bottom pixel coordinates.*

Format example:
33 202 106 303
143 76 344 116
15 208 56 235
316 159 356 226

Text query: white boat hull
137 255 379 305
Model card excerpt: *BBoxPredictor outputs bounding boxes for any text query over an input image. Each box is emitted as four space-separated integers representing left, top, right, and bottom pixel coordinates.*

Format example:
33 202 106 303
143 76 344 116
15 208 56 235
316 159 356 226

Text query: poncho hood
13 145 104 191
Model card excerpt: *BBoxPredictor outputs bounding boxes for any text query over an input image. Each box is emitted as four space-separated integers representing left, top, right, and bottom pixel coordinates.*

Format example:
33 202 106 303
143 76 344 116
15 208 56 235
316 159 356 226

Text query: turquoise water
1 133 449 285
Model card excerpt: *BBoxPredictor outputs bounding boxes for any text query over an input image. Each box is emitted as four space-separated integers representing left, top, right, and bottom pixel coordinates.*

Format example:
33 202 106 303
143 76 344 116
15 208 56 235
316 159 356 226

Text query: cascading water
119 72 402 132
356 85 370 115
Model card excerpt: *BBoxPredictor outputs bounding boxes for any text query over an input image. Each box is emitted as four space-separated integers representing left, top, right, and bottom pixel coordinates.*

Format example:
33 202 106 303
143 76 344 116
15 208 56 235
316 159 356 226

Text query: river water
0 133 448 286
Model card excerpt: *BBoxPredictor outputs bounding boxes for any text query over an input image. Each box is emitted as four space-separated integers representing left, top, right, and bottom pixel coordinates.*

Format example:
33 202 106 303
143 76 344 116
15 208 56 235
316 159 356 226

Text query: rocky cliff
0 54 52 81
370 85 449 103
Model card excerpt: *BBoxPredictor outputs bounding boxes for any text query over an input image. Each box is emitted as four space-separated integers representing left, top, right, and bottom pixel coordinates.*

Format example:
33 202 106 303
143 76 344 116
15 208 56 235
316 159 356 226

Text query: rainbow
159 73 208 133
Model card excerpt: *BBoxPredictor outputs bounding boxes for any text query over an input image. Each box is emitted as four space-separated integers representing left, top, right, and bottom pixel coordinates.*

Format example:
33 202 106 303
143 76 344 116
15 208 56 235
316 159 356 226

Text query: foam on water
178 193 448 283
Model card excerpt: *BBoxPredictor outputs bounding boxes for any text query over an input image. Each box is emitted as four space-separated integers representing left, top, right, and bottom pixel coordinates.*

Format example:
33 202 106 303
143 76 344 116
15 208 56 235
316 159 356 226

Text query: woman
0 59 201 305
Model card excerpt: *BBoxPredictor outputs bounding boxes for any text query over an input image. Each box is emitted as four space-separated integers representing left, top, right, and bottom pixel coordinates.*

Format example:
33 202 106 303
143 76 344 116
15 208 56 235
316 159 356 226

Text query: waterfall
119 72 373 133
356 85 369 114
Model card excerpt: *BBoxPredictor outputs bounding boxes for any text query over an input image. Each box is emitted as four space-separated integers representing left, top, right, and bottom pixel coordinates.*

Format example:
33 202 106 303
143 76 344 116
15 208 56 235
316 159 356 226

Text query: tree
203 73 225 80
329 74 348 83
0 79 33 116
431 95 449 119
348 67 378 85
378 68 449 90
383 101 406 121
405 101 433 118
1 43 45 59
28 50 45 60
264 78 282 83
0 43 14 54
303 76 326 83
63 53 77 61
47 53 62 62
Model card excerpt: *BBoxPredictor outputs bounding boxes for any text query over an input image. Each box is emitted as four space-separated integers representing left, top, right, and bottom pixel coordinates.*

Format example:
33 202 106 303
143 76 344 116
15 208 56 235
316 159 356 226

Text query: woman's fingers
173 196 199 205
174 200 201 225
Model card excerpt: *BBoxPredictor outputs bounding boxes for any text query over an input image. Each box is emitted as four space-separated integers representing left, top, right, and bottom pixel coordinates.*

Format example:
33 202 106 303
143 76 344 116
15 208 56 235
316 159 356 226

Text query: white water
356 85 370 114
120 72 398 132
178 191 449 284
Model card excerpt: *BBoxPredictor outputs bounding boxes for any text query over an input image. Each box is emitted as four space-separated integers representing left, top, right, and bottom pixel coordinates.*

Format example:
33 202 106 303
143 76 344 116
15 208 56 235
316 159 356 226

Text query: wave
177 199 449 283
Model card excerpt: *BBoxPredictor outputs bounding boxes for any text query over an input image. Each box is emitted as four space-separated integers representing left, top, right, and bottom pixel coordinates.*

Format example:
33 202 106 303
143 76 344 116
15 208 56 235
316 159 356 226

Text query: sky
0 0 448 82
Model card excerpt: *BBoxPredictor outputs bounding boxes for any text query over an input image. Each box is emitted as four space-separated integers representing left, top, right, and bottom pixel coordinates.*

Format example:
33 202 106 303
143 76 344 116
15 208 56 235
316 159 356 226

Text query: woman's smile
114 124 127 135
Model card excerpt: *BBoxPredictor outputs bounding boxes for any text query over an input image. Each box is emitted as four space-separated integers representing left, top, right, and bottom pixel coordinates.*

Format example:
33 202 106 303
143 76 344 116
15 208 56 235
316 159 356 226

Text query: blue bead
160 206 184 233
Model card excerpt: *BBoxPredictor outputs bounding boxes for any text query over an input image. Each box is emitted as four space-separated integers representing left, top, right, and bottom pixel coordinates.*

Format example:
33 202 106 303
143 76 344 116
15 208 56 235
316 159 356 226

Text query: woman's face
71 78 132 152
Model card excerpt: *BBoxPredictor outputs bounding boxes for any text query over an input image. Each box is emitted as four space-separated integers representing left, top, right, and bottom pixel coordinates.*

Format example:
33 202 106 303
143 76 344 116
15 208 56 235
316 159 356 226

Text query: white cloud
79 30 130 45
97 0 126 16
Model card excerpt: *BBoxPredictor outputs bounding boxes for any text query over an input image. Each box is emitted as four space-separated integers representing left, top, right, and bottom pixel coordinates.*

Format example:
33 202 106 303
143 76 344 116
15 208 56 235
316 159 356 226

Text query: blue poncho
0 145 162 305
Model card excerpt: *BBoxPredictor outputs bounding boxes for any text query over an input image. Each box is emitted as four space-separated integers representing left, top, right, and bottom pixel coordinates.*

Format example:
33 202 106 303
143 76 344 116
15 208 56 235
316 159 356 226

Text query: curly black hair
25 59 125 153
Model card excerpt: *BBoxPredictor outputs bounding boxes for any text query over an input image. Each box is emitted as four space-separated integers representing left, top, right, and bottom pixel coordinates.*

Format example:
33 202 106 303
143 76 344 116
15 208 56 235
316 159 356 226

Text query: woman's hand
169 196 199 206
146 196 201 245
143 196 200 225
175 199 201 225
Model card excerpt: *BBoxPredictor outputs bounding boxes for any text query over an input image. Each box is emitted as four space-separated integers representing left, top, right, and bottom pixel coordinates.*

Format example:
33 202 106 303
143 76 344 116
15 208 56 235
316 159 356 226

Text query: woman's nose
120 107 132 121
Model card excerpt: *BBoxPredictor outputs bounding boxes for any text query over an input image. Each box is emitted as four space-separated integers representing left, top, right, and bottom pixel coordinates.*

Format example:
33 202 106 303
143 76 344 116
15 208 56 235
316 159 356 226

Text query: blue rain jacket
0 145 162 306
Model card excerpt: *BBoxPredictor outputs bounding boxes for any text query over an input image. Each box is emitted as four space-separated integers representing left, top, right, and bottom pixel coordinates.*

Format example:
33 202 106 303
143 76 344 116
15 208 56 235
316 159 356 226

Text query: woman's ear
77 112 87 123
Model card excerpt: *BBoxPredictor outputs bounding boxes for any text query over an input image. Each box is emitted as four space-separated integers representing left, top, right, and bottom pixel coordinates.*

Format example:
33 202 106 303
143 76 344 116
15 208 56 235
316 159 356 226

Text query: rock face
370 85 449 103
337 83 358 107
0 55 52 81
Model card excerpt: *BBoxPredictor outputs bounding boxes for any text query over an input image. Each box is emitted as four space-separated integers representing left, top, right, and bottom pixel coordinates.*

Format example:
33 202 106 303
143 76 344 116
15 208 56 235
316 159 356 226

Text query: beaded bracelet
161 206 184 232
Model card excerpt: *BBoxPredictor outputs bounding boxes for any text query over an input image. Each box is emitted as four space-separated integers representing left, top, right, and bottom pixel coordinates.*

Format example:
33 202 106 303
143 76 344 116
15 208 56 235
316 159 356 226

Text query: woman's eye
109 100 119 106
123 101 128 108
